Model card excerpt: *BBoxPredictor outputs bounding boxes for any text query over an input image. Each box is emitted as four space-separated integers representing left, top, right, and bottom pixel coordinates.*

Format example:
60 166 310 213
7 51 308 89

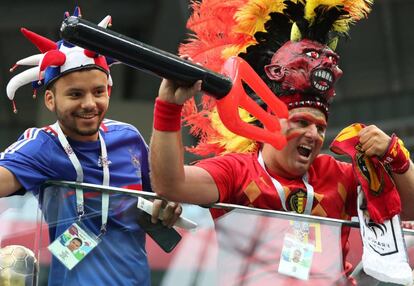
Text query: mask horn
290 22 302 42
327 36 339 51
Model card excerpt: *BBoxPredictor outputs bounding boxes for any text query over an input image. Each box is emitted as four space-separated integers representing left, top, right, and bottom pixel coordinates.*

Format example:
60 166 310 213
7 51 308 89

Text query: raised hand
358 125 391 158
158 78 202 105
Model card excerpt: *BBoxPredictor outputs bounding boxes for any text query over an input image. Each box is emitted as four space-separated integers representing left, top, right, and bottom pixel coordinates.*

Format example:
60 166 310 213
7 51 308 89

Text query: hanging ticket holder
47 122 110 270
258 151 316 280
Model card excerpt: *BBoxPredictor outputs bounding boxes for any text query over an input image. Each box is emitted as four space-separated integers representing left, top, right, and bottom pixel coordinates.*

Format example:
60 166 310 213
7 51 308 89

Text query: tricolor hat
6 6 115 113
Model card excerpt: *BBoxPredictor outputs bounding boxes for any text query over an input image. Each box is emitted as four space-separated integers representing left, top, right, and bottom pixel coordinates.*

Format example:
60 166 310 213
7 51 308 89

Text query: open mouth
311 69 333 92
297 144 312 158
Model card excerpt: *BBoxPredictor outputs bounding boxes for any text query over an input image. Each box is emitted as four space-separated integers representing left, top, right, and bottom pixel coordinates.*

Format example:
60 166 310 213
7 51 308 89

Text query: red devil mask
264 39 343 117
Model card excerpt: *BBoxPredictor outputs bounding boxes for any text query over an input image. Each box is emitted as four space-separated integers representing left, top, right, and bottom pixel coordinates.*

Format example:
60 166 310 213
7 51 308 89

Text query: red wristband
153 98 183 132
380 134 411 174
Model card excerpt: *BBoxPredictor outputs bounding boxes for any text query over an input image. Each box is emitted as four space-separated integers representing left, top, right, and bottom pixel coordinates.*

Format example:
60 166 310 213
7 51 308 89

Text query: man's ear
44 89 55 112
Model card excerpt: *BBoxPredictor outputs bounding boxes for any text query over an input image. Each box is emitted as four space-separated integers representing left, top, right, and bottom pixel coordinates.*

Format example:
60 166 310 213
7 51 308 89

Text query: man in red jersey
150 0 414 285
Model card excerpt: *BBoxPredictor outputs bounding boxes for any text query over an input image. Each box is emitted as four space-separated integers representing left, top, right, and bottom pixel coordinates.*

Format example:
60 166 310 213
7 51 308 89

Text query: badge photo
278 234 315 280
48 222 101 270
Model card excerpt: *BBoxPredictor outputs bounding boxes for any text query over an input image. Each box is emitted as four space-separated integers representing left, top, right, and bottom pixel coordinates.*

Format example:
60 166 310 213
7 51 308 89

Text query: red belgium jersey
196 152 359 285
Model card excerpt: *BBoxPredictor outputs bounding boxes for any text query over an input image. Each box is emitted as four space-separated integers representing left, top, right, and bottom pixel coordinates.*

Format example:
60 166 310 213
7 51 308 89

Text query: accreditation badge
278 233 315 280
48 221 101 270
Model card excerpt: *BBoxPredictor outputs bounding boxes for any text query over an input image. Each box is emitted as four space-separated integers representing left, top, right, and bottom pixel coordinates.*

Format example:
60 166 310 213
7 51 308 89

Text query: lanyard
257 151 314 215
54 122 110 236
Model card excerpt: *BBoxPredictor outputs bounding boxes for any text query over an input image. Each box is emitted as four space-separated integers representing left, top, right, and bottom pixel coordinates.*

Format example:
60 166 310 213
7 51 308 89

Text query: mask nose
321 56 334 68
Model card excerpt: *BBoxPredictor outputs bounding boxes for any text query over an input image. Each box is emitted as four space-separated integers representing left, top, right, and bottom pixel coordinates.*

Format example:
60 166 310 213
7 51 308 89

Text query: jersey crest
287 188 307 214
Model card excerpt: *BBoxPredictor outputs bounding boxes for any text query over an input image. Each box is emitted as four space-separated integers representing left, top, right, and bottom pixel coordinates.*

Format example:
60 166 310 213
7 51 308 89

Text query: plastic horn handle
217 57 288 150
60 16 232 99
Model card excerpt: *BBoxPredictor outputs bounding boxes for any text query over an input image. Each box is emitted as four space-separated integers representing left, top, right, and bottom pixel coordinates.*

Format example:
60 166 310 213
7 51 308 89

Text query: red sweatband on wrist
380 134 411 174
153 98 183 132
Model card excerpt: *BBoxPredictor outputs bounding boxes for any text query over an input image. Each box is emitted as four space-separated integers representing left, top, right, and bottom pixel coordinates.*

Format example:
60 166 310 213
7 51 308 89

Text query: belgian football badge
287 189 307 214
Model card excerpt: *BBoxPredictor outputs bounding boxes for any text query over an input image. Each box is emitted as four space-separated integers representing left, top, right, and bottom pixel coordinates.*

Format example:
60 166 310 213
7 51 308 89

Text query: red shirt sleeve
195 153 250 204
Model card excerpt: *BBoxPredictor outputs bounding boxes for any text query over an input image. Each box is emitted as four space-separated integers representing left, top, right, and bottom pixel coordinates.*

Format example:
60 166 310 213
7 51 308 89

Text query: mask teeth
12 100 18 114
9 64 18 72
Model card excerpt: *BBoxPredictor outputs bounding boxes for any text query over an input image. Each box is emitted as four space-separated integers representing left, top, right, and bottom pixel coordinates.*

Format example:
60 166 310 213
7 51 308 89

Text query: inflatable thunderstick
60 16 288 150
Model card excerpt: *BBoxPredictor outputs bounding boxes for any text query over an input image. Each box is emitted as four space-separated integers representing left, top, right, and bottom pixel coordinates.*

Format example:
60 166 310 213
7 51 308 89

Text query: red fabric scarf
330 123 401 223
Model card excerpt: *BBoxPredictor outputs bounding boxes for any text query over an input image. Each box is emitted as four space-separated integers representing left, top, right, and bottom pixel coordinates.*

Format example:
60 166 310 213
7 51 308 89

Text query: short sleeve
0 129 62 192
195 154 244 203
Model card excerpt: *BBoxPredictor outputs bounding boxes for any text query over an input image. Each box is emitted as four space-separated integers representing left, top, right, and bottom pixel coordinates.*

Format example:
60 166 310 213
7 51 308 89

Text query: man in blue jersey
0 8 181 286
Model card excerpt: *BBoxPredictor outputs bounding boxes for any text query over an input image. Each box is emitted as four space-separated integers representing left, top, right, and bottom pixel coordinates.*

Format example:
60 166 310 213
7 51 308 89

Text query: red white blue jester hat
6 7 114 113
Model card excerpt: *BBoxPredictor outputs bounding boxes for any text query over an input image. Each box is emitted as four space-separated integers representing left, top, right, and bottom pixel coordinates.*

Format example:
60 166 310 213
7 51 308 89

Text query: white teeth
299 145 312 151
314 83 328 91
314 70 333 84
79 114 96 119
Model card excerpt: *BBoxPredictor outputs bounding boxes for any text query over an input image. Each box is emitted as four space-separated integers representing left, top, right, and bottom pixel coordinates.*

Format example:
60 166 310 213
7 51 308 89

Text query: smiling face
264 39 343 104
67 238 82 252
263 107 327 178
45 69 109 142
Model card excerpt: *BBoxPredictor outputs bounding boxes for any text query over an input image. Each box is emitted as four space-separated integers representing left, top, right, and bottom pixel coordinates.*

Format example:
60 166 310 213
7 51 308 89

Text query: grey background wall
1 0 413 160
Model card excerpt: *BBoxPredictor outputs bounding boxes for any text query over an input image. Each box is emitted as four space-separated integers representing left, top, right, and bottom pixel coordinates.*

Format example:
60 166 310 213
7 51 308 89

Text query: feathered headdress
6 6 115 113
179 0 373 156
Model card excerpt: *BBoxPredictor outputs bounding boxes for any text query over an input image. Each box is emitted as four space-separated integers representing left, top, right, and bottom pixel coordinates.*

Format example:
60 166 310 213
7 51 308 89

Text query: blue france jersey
0 119 151 285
